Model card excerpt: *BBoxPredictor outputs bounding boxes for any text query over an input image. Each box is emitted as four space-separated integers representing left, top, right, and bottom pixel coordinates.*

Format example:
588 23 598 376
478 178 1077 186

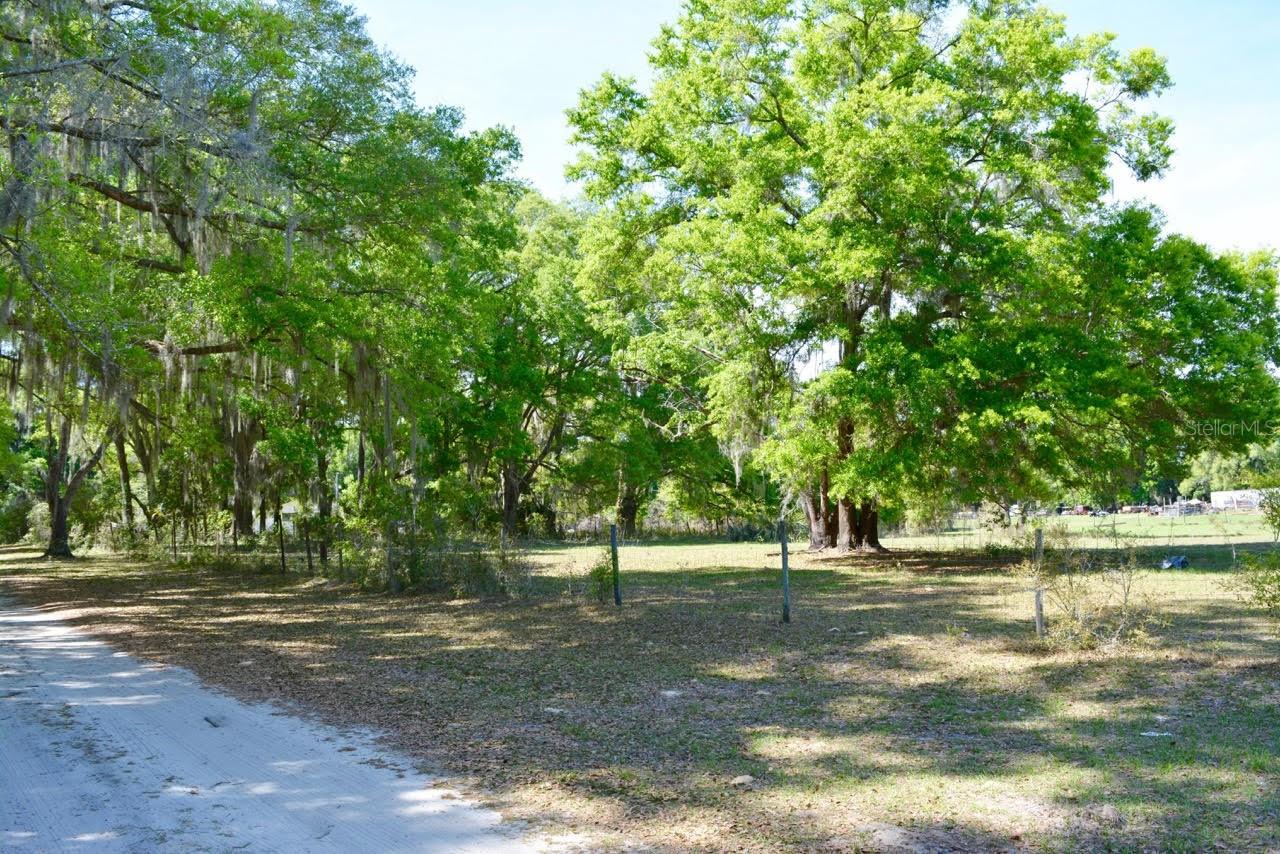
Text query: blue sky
351 0 1278 252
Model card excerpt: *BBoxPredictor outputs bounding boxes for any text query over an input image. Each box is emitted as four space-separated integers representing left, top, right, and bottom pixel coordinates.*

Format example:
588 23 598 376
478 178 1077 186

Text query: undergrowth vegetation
1022 525 1161 651
1236 549 1280 623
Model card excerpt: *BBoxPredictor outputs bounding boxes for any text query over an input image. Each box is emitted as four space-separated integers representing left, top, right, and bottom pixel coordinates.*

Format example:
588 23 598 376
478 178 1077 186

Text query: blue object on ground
1161 555 1189 569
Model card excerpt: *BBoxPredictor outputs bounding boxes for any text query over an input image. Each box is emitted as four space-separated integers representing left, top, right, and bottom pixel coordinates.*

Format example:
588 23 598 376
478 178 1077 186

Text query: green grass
883 510 1274 551
2 524 1278 852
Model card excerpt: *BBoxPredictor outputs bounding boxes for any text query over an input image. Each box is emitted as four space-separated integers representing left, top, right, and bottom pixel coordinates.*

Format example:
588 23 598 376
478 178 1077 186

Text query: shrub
587 551 614 604
1022 524 1158 650
187 544 255 574
0 488 33 543
490 546 533 598
726 521 770 542
1236 551 1280 620
443 549 505 597
417 541 532 599
1259 489 1280 542
25 501 49 548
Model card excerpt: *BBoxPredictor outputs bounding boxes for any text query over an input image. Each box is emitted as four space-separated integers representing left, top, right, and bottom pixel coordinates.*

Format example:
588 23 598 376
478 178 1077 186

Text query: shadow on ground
1 544 1277 851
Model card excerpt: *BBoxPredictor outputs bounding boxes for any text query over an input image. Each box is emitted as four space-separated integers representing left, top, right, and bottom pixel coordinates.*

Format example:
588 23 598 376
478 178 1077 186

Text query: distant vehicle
1090 509 1110 517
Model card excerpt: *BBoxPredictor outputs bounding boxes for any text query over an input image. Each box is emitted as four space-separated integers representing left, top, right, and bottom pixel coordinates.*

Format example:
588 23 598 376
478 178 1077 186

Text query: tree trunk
820 468 837 547
303 517 313 573
47 495 72 558
382 380 401 593
274 493 286 573
858 499 884 551
616 483 639 540
835 497 856 552
130 425 158 531
225 413 261 541
0 131 36 229
43 417 114 559
501 461 522 540
799 488 827 550
44 417 73 557
356 431 366 498
114 433 135 536
829 418 886 552
316 451 330 568
231 454 255 540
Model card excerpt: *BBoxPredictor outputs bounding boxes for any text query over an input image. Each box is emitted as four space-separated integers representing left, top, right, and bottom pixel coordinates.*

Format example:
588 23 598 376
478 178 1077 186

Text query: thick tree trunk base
47 502 74 560
807 542 890 555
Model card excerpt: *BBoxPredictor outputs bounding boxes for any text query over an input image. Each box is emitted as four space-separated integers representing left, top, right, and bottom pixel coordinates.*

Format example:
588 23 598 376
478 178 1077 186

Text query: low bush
0 488 33 543
1022 524 1158 650
587 550 614 604
1260 489 1280 542
416 541 532 599
1235 550 1280 621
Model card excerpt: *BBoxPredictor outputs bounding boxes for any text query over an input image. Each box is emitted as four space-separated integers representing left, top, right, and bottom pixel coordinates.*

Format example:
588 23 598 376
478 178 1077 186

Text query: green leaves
1 0 1274 550
0 0 529 549
571 0 1279 520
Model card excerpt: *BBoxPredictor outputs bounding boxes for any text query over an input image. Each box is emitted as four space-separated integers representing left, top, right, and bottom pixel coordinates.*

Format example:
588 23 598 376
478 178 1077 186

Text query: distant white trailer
1210 489 1263 511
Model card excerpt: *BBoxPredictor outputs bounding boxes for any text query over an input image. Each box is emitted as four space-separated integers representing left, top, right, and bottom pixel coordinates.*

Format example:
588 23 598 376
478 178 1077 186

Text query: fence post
1033 527 1045 638
780 520 791 624
275 498 286 575
610 523 621 606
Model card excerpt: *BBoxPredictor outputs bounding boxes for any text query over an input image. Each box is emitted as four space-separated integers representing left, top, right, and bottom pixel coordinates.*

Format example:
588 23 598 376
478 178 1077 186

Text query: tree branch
1 57 113 78
68 173 293 232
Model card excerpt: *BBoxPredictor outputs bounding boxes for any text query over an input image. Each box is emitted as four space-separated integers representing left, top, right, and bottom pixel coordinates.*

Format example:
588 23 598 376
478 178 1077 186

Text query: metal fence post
1034 527 1045 638
610 523 621 606
780 520 791 624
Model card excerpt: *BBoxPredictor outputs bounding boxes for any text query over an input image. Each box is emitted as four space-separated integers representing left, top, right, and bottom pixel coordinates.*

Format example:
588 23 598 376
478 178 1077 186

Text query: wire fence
91 510 1261 637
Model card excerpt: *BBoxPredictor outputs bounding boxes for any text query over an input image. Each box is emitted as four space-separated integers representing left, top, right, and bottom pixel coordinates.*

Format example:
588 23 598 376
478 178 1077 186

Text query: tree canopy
569 0 1279 549
0 0 1275 575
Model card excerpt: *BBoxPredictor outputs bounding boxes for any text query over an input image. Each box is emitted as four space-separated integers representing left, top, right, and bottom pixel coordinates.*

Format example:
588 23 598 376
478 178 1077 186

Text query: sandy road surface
0 597 549 852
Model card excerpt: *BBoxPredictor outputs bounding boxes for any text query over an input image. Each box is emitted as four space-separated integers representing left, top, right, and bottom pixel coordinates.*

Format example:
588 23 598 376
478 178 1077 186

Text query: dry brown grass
2 541 1278 852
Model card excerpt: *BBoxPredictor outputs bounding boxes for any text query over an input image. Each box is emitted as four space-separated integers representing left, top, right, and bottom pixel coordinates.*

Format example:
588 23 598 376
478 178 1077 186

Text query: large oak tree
570 0 1279 550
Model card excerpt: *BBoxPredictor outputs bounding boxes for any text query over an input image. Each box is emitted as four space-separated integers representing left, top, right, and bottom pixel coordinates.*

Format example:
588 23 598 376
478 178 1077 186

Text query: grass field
2 517 1278 851
881 510 1275 553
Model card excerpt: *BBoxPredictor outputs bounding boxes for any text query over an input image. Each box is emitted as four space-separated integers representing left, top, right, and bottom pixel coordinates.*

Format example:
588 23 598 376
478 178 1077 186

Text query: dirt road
0 597 547 852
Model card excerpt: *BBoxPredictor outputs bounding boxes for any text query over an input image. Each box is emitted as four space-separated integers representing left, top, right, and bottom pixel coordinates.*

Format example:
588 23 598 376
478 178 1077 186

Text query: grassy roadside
2 539 1278 852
